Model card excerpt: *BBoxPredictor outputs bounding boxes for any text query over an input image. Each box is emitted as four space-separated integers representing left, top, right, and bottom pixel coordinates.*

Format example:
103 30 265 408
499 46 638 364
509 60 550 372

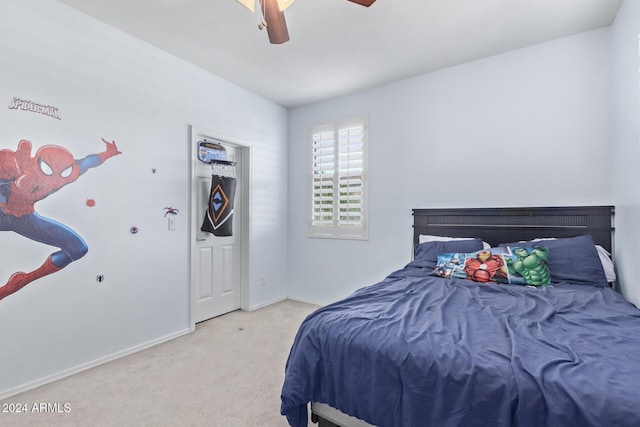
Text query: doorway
189 126 251 327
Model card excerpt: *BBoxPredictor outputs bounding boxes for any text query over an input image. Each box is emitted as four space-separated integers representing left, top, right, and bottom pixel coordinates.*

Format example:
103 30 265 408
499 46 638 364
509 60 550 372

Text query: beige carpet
0 299 319 427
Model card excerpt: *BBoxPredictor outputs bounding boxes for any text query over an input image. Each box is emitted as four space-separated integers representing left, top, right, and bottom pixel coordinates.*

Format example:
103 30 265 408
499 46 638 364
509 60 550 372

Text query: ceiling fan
236 0 377 44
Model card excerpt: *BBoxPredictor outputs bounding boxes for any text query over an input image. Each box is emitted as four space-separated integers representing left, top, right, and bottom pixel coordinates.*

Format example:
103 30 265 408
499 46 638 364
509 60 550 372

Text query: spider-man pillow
433 246 551 286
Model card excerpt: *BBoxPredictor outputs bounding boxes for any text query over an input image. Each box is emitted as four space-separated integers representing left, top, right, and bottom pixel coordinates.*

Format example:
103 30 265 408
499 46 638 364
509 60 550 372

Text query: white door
192 140 242 323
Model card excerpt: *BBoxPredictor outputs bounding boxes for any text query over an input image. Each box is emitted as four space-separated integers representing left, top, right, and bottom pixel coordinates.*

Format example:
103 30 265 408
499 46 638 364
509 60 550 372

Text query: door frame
189 125 252 330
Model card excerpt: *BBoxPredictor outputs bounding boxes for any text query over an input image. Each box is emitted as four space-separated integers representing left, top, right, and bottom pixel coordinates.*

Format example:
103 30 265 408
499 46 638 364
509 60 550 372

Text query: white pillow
595 245 616 282
419 234 491 249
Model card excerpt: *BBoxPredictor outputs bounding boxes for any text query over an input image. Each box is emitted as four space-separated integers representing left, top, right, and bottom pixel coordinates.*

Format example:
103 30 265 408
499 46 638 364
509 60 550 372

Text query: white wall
0 0 288 397
612 0 640 307
288 28 614 305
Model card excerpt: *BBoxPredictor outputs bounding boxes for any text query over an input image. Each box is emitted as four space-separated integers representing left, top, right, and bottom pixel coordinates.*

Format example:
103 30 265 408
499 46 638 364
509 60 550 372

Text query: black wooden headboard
413 206 615 254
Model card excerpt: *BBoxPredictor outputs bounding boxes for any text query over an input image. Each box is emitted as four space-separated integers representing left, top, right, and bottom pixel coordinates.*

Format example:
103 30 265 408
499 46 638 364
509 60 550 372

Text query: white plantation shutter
309 117 368 239
311 127 335 226
338 124 364 227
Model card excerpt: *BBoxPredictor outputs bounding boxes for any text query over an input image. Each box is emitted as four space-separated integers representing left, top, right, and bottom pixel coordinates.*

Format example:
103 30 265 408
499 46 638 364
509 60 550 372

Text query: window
309 117 368 239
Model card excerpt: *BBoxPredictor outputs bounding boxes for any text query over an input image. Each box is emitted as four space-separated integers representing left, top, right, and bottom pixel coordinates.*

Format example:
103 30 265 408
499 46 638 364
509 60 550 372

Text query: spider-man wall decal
0 138 122 301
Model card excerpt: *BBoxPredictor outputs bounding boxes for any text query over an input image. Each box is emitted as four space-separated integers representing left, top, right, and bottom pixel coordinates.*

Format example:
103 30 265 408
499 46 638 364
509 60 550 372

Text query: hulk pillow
433 246 550 286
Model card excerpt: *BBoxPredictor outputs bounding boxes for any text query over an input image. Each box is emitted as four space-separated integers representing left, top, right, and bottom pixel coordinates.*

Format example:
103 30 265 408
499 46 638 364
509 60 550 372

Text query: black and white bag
201 160 236 237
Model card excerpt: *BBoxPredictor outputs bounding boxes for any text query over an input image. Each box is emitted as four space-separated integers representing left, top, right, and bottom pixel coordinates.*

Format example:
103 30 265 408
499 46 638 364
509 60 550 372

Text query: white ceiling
56 0 622 109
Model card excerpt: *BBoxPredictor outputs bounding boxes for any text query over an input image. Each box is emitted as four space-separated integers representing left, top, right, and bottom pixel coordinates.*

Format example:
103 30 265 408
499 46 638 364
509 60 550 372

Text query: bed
281 206 640 427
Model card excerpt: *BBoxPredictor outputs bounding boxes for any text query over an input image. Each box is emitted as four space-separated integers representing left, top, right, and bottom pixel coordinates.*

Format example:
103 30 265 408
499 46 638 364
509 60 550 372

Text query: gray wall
288 28 614 305
612 0 640 307
0 0 288 397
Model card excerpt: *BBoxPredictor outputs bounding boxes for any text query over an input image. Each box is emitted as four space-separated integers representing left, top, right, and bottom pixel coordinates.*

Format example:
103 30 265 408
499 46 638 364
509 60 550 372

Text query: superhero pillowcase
433 246 550 286
201 174 236 237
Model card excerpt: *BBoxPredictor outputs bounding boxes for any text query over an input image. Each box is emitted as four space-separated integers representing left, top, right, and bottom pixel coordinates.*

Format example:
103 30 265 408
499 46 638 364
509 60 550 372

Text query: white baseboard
249 295 287 311
286 295 327 307
0 327 192 401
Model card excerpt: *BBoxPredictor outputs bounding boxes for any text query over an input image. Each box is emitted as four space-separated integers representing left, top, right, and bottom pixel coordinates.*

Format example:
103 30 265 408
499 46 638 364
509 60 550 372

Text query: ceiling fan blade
260 0 290 44
347 0 377 6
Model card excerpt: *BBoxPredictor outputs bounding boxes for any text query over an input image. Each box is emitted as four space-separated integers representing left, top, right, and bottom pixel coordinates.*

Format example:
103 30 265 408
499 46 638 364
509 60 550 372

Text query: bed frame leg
316 416 341 427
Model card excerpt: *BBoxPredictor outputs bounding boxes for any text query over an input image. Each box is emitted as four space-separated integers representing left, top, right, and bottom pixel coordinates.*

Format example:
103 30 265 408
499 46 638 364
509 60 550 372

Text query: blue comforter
281 265 640 427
